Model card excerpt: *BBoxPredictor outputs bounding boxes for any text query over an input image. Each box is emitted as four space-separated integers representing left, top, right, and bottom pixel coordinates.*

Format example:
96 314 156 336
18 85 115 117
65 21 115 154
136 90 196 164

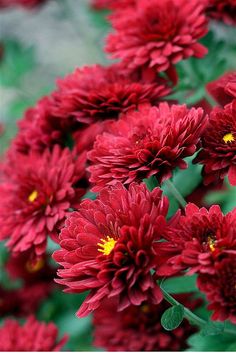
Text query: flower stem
165 179 187 208
204 90 218 107
161 287 205 326
161 287 236 335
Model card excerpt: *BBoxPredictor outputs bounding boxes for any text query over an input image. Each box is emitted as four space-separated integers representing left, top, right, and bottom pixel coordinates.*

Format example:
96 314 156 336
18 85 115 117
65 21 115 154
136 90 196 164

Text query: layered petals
88 103 207 191
53 183 169 317
194 100 236 185
156 204 236 276
0 145 87 257
93 295 200 351
0 316 67 351
106 0 208 74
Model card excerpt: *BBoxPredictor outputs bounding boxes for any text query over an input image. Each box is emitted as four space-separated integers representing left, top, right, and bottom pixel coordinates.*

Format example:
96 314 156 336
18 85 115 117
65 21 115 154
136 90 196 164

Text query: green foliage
0 39 35 87
187 331 236 352
37 289 94 351
201 321 225 336
161 275 198 294
161 304 184 331
169 29 236 106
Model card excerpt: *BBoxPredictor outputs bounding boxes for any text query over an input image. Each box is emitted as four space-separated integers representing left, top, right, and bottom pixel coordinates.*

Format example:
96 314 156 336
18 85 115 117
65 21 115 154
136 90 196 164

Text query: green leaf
201 321 225 336
161 304 184 331
225 342 236 351
187 331 236 352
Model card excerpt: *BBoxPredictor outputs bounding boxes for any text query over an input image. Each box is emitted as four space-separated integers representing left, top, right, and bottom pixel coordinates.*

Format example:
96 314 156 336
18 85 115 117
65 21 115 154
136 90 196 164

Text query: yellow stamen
207 236 216 252
141 304 150 313
223 133 234 144
26 258 44 273
28 190 38 202
97 236 117 256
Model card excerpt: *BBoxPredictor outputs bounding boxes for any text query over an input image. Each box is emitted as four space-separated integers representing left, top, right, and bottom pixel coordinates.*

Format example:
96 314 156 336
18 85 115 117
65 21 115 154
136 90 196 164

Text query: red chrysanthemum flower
0 145 87 257
194 100 236 185
156 203 236 277
0 316 67 351
106 0 208 74
206 71 236 107
88 103 207 192
205 0 236 25
11 96 78 155
50 64 170 124
53 183 169 317
6 251 56 284
0 283 51 317
93 295 200 351
198 253 236 324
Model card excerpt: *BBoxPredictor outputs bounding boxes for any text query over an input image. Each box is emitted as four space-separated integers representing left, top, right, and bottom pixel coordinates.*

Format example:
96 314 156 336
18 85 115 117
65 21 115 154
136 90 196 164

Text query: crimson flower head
207 71 236 107
198 253 236 324
88 103 207 192
205 0 236 25
0 316 67 351
53 183 169 317
6 251 55 284
194 100 236 185
50 64 170 124
93 295 200 351
156 203 236 277
12 97 77 155
0 145 86 258
106 0 208 74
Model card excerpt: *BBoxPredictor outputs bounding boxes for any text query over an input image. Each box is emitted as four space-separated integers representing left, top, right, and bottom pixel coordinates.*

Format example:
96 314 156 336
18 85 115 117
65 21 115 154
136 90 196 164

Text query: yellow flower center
26 258 44 273
207 236 216 252
28 190 38 202
141 304 150 313
97 236 117 256
223 133 234 144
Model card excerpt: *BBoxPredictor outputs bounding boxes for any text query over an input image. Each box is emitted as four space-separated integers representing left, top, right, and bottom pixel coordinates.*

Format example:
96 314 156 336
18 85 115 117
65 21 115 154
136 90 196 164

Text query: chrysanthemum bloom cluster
194 99 236 185
93 295 200 351
156 203 236 323
0 145 87 257
106 0 208 74
54 183 168 317
207 71 236 106
88 103 207 191
205 0 236 25
12 64 170 157
0 316 67 351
